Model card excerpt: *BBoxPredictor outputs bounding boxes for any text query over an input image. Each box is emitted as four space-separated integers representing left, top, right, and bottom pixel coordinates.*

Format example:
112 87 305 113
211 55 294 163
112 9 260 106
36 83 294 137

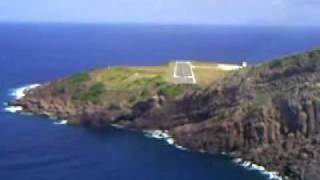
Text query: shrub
150 76 167 86
140 89 150 98
88 82 105 97
73 82 105 104
159 85 184 98
69 72 90 84
128 95 136 103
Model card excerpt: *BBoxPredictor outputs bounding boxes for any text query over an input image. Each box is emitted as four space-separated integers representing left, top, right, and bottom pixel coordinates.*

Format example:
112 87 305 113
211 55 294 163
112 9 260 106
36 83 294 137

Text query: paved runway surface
173 61 196 84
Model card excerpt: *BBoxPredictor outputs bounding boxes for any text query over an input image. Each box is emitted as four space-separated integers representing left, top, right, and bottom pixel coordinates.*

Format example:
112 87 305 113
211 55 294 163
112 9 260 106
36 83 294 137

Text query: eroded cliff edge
10 50 320 180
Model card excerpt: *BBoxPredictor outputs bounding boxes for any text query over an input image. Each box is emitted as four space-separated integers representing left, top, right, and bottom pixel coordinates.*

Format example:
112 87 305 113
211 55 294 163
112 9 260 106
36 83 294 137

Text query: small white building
241 61 248 67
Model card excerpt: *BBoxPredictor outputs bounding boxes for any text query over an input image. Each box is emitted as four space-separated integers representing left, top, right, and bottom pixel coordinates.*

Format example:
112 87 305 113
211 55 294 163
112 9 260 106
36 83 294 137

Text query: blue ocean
1 23 320 180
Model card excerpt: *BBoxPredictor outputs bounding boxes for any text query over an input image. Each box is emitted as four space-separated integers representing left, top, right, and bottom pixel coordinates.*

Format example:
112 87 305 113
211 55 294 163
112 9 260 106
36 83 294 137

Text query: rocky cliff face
10 49 320 180
165 50 320 180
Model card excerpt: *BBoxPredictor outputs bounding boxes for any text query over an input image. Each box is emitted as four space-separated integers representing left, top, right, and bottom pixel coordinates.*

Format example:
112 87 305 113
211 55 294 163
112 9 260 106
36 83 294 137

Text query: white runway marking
173 61 196 84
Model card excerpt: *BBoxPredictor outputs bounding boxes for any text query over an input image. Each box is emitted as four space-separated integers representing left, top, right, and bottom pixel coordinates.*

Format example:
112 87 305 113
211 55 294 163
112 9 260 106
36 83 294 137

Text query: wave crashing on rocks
232 158 283 180
3 84 285 180
4 84 40 113
144 129 188 150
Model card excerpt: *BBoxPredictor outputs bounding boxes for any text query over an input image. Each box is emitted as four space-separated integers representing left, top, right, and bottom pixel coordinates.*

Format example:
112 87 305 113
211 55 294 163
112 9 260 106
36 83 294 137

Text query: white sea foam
144 129 188 151
144 129 282 179
3 84 284 180
111 124 126 129
53 120 68 125
9 84 40 100
49 116 58 120
175 145 187 150
4 106 23 113
166 138 175 145
232 158 283 180
4 84 41 113
145 130 170 139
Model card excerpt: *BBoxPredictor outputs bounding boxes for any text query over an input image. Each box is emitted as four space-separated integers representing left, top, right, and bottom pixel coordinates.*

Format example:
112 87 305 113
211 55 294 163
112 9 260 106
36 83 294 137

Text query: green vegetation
58 60 231 106
159 85 184 98
61 65 170 106
93 66 169 90
84 82 105 102
71 82 105 104
188 61 229 86
69 71 90 84
265 48 320 69
193 68 226 86
140 89 151 98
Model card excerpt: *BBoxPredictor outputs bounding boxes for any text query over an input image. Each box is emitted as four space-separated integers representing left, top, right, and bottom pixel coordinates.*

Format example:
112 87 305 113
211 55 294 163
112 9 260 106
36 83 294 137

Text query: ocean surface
1 23 320 180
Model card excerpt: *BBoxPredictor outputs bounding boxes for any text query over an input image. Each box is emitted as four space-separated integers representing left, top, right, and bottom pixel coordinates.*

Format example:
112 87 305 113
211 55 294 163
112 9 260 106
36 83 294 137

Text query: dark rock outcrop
11 48 320 180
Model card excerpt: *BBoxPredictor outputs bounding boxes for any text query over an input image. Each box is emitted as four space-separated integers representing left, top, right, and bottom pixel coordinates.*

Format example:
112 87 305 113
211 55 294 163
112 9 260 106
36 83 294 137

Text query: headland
7 50 320 180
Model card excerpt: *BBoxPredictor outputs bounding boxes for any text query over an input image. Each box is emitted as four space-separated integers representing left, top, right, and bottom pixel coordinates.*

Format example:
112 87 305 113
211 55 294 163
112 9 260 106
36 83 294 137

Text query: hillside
9 61 227 125
9 49 320 180
170 50 320 180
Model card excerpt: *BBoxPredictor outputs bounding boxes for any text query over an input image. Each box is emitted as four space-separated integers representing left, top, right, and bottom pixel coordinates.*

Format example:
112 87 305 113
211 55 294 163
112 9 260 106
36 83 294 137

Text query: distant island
8 50 320 180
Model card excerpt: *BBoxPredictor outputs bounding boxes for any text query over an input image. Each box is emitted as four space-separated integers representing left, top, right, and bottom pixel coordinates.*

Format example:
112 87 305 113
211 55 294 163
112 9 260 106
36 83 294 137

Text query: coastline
143 129 283 180
4 84 69 126
4 84 40 113
5 84 284 180
233 159 284 180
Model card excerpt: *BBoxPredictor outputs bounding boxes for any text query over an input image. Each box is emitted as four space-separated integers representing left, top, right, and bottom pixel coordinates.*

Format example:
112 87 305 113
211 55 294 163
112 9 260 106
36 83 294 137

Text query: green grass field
191 61 228 86
59 61 235 107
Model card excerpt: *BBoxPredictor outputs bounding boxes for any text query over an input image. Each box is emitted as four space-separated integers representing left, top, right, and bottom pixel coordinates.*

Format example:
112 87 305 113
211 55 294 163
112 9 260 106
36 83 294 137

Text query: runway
173 61 196 84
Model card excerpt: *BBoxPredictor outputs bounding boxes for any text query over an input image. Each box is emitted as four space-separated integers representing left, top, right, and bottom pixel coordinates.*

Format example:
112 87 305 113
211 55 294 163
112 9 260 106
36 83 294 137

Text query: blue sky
0 0 319 25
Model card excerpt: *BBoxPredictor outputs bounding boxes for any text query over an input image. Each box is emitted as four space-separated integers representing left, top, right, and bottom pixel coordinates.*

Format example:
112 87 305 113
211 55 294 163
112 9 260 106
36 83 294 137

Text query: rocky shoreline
7 49 320 180
6 84 283 180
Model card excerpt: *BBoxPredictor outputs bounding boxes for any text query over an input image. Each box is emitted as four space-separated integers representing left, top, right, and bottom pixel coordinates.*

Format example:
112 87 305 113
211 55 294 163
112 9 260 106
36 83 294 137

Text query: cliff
10 49 320 180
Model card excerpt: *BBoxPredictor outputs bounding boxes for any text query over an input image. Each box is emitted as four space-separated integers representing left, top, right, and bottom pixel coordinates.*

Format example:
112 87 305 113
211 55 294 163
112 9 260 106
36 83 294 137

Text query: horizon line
0 21 320 28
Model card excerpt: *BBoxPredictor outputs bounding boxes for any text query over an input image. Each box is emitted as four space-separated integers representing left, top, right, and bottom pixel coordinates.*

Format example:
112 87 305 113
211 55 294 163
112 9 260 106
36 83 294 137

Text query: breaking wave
4 84 40 113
